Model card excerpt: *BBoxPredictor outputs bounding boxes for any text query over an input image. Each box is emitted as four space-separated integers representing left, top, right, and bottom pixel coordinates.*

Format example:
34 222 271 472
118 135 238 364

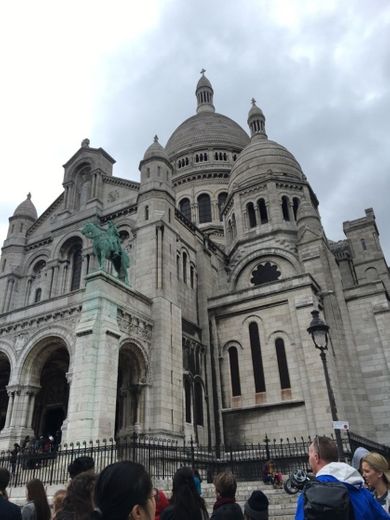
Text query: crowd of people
0 436 390 520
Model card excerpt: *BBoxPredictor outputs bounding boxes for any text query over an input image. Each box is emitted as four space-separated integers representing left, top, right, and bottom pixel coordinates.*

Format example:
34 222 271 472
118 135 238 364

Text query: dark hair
312 436 338 463
56 472 96 520
68 456 95 479
26 479 51 520
214 471 237 498
0 467 10 491
94 461 152 520
170 466 208 520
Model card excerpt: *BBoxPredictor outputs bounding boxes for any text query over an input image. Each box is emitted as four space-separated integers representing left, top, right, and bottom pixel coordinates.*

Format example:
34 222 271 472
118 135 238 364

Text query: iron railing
0 431 387 488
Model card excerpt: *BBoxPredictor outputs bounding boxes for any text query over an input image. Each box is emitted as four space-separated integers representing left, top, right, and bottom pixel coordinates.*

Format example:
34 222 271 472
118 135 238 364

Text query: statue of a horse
81 222 130 285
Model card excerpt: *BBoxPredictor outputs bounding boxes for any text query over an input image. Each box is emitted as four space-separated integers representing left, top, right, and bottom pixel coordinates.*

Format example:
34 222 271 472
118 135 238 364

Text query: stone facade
0 74 389 450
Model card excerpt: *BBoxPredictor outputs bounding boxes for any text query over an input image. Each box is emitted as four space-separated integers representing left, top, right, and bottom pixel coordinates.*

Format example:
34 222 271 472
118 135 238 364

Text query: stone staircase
8 481 298 519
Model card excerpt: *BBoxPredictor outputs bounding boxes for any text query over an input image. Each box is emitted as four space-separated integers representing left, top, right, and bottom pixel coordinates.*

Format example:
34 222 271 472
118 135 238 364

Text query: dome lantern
247 98 267 139
195 69 215 114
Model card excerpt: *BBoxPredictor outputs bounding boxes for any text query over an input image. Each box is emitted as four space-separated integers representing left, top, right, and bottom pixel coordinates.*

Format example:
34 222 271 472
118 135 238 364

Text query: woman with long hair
362 452 390 512
55 472 96 520
161 467 209 520
93 461 155 520
21 479 50 520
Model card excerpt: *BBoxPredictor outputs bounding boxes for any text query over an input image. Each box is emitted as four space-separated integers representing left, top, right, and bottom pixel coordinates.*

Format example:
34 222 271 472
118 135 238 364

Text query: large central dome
166 111 249 159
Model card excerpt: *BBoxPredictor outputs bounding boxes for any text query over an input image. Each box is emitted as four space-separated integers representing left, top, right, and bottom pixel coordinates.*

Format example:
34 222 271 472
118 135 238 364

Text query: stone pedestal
64 271 122 443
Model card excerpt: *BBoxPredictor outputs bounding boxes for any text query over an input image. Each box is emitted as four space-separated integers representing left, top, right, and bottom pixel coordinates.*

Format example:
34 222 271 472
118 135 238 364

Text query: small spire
27 192 31 200
247 98 267 139
154 135 159 143
195 71 215 114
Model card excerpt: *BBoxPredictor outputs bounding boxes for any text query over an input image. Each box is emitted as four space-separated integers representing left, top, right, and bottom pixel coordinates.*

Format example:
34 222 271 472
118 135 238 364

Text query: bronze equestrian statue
81 221 130 285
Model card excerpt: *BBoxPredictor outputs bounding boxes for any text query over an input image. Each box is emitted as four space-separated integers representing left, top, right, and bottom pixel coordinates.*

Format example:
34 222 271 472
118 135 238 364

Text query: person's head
68 456 95 479
170 466 206 519
362 452 390 490
213 471 237 499
351 447 370 473
308 436 338 474
0 467 10 491
244 490 269 520
59 472 96 520
94 461 155 520
26 479 51 520
52 489 66 516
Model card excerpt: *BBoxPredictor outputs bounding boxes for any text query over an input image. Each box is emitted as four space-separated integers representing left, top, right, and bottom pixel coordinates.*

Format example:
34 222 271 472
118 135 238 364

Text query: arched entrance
32 346 70 438
0 353 10 430
115 344 147 437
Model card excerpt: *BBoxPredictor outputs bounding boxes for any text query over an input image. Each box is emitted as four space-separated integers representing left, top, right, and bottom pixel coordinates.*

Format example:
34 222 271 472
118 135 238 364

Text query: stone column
9 388 21 428
4 391 14 429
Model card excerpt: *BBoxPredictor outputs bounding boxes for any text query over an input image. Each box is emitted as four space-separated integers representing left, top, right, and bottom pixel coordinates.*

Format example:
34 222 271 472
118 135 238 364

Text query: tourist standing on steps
160 466 209 520
210 471 243 519
21 479 51 520
0 467 22 520
362 452 390 512
243 490 269 520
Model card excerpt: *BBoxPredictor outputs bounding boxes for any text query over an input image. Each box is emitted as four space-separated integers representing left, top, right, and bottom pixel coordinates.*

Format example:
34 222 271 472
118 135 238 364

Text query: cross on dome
200 68 206 75
154 135 159 143
251 98 257 106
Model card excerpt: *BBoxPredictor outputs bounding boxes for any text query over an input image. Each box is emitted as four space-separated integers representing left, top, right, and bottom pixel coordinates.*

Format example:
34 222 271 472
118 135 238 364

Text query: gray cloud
4 0 390 258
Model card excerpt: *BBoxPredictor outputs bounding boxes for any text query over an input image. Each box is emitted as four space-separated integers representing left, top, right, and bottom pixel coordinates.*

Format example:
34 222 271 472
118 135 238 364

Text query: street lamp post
307 309 344 461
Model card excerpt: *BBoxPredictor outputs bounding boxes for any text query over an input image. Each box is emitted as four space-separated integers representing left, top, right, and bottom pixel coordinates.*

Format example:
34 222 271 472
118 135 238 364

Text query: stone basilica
0 73 389 450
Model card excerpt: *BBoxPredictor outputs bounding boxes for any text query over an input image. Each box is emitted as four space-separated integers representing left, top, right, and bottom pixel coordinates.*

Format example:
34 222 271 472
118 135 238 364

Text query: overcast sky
1 0 390 259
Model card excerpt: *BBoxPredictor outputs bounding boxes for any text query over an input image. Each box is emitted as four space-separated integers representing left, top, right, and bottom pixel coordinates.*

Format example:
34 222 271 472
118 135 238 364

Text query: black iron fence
0 431 387 488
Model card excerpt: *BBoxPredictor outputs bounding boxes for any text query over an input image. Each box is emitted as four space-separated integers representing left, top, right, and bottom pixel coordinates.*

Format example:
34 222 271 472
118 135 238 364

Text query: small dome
229 138 304 191
143 135 170 162
13 193 38 220
166 112 249 159
248 99 264 120
196 72 213 91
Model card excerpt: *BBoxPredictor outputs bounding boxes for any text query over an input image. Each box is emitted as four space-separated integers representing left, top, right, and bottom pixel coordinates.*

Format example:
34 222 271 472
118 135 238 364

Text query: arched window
228 347 241 397
34 288 42 303
70 246 82 291
232 214 237 238
176 254 180 279
190 265 195 288
258 199 268 224
275 338 291 389
194 381 204 426
218 192 227 221
282 196 290 221
184 378 191 423
247 202 257 228
228 220 233 241
179 198 191 222
292 198 300 221
249 322 266 393
182 252 187 284
145 206 149 221
198 194 212 223
361 238 367 251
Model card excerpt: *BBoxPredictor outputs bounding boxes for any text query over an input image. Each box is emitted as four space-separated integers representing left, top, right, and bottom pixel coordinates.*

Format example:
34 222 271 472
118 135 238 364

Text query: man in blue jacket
295 435 390 520
0 467 22 520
